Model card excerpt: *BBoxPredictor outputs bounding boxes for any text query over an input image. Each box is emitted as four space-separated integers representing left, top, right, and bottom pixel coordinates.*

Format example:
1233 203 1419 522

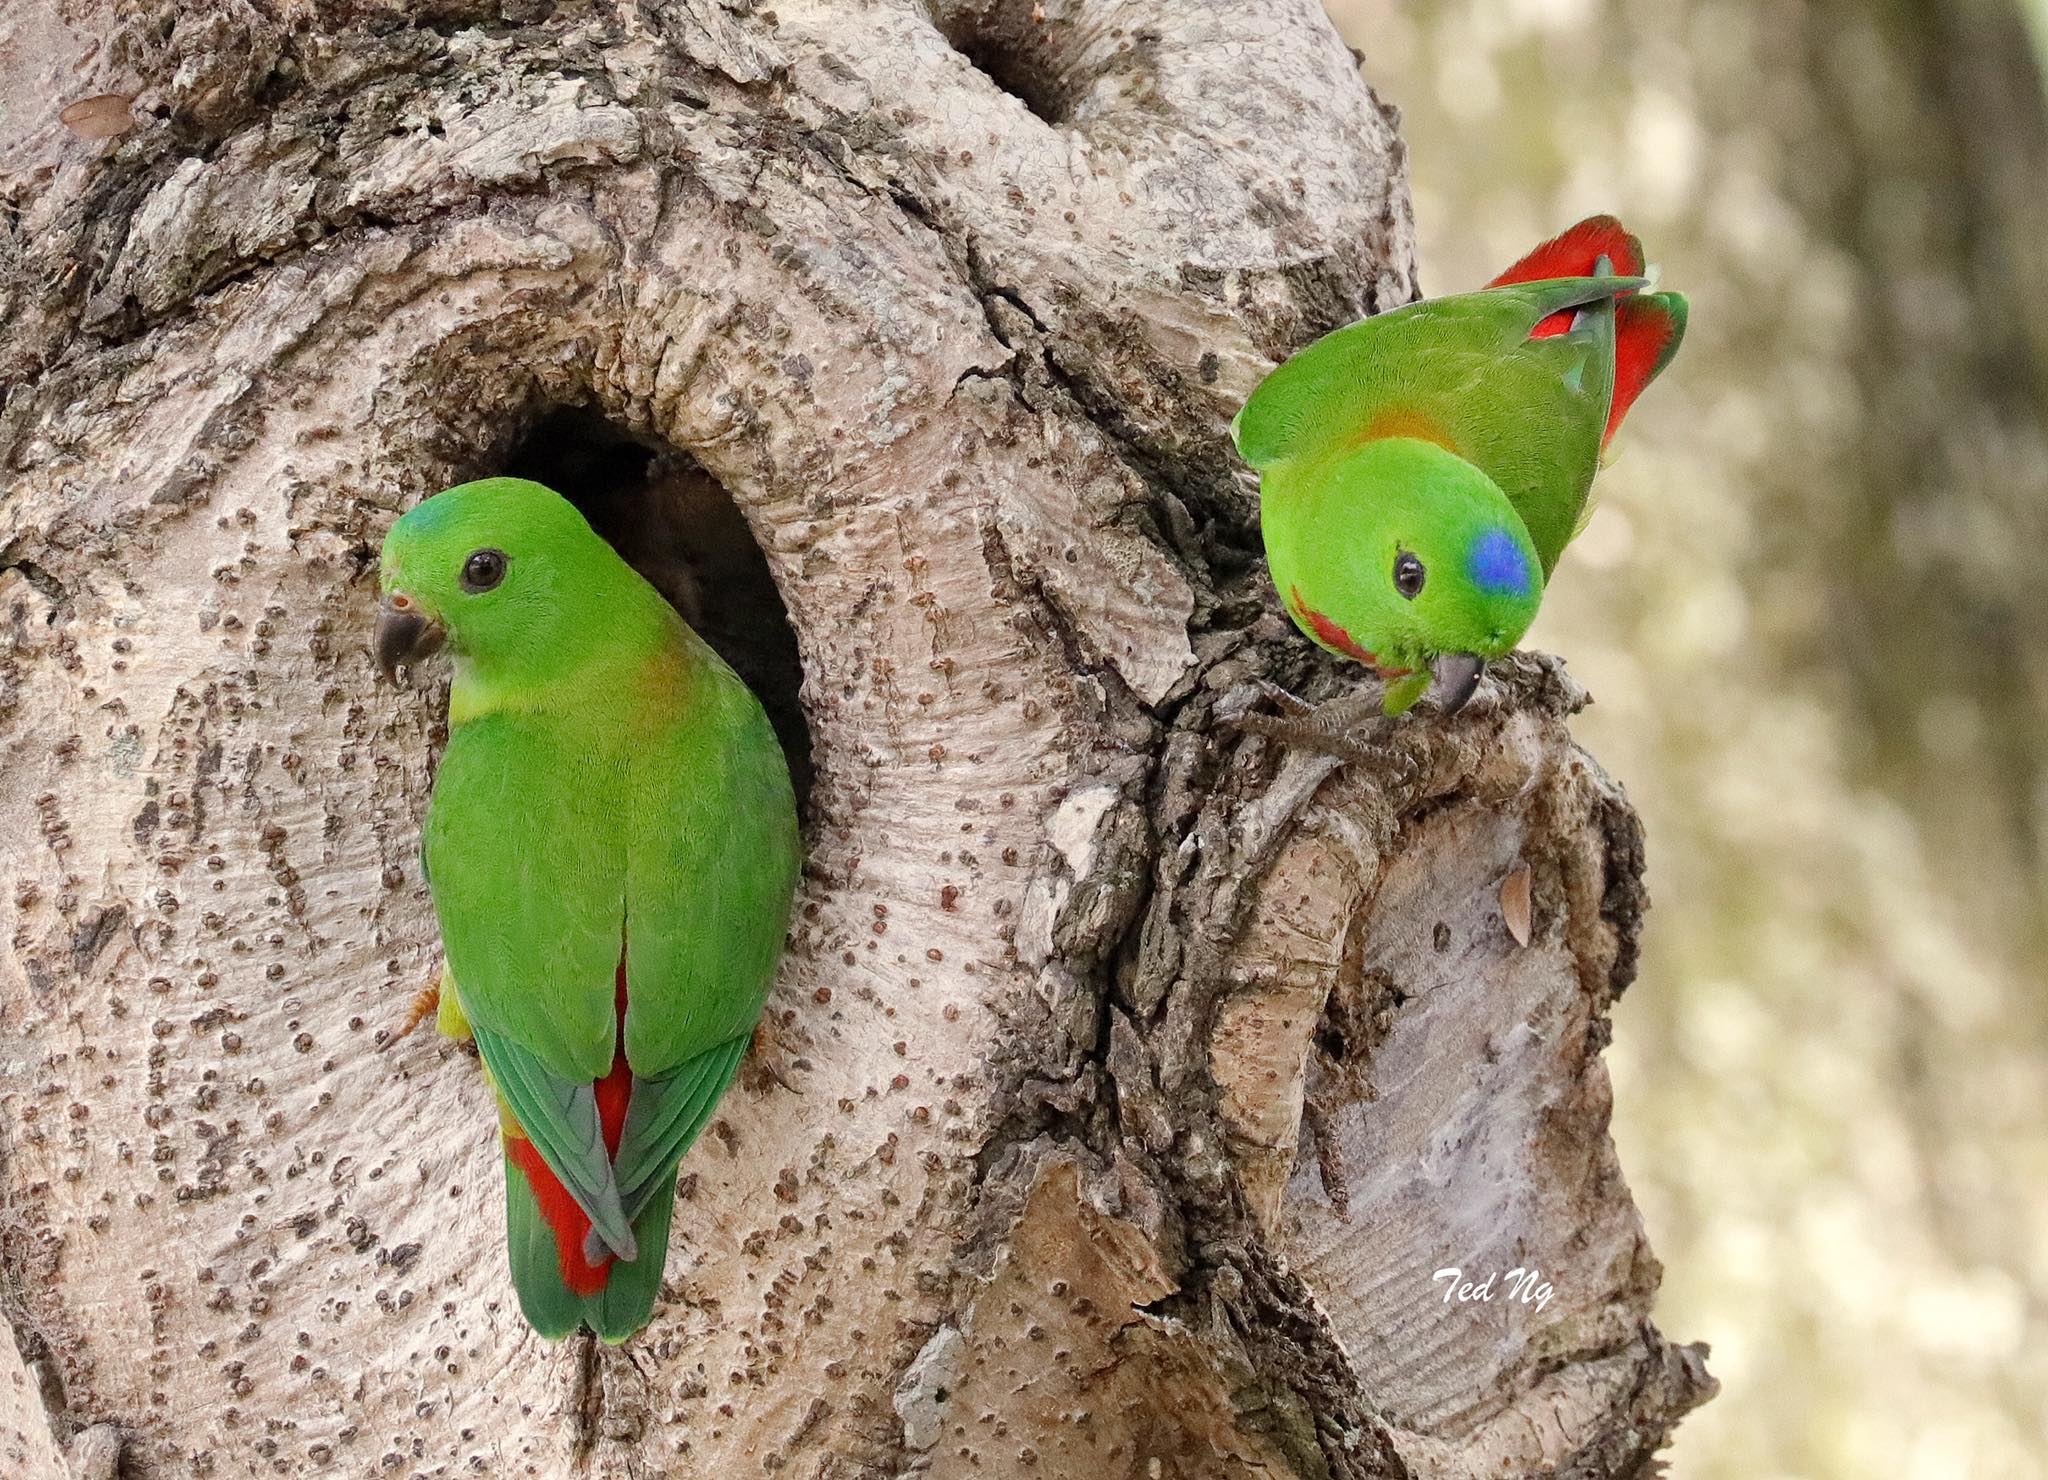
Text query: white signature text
1432 1265 1555 1314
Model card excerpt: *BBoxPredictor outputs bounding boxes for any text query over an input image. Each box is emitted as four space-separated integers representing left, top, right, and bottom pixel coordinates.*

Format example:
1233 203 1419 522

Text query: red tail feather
505 958 634 1298
1489 214 1645 288
1492 216 1675 441
1492 215 1648 340
1606 296 1682 445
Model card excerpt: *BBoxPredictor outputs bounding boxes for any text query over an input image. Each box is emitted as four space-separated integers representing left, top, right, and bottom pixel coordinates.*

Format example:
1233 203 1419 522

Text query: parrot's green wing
614 1036 748 1218
1235 274 1643 574
612 633 802 1219
424 714 625 1078
423 712 637 1257
1232 275 1641 470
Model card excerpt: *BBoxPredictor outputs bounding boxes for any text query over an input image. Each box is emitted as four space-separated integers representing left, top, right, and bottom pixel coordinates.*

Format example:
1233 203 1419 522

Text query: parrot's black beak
1431 653 1485 716
375 598 445 686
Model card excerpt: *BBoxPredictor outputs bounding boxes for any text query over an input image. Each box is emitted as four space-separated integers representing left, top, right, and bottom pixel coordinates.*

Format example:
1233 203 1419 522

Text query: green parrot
375 476 801 1343
1234 215 1687 716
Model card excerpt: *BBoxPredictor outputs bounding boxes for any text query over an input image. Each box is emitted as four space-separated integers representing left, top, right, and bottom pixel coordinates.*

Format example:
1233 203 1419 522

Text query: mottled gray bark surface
0 2 1710 1476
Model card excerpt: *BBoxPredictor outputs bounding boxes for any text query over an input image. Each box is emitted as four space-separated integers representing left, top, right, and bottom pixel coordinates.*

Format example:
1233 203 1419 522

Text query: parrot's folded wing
473 1024 637 1261
423 718 627 1084
1468 274 1649 334
613 1035 750 1219
617 648 801 1133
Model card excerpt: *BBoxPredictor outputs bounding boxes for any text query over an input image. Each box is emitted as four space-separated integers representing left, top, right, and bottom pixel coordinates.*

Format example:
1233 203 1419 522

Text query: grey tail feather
585 1224 636 1265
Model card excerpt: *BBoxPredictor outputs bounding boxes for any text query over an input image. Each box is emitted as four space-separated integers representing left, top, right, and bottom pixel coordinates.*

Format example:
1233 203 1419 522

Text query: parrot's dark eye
1393 550 1426 600
460 548 508 594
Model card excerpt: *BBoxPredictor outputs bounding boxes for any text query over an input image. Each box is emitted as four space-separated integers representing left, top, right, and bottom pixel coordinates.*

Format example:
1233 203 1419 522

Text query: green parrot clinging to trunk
375 476 801 1343
1234 215 1687 716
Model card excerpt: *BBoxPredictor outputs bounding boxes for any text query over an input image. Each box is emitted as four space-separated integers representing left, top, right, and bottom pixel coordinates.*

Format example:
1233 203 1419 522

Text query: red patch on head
505 953 635 1298
1287 586 1412 677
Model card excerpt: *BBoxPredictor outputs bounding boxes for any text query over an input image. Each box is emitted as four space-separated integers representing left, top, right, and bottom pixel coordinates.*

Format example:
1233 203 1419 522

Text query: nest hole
935 5 1074 124
498 408 814 811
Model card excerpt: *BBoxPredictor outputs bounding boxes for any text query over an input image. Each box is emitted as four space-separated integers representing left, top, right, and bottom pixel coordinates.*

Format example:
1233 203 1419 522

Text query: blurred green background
1323 1 2048 1475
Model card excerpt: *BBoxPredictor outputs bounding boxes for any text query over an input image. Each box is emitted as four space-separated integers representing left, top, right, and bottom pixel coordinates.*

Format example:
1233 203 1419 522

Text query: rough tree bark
0 2 1713 1476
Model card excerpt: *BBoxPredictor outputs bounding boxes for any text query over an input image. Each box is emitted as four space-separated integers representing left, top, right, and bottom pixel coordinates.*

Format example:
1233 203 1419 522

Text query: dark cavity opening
497 408 814 811
935 7 1072 125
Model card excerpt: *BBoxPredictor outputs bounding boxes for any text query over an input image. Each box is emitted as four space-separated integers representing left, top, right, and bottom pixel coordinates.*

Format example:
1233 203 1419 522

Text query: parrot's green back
382 477 801 1343
1237 274 1635 576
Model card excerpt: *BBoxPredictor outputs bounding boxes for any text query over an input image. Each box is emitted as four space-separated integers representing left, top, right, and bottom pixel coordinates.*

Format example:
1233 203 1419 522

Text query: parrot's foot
382 965 475 1053
385 982 441 1047
1234 678 1321 721
1227 679 1422 783
741 1015 807 1095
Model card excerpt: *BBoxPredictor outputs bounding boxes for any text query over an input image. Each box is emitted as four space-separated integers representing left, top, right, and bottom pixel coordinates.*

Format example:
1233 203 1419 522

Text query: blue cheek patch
1467 527 1533 597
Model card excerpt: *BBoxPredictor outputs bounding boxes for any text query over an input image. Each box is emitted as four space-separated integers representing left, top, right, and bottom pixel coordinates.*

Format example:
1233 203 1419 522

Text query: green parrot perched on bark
374 476 801 1343
1234 215 1687 716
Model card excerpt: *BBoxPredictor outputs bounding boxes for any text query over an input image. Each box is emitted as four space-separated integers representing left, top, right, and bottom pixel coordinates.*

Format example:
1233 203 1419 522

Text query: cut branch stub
0 2 1704 1477
1206 662 1711 1475
991 657 1716 1480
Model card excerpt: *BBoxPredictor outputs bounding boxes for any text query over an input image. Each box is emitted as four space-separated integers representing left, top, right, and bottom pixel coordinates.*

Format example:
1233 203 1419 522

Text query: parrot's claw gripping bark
1247 677 1318 719
1228 680 1389 750
384 965 474 1053
1226 679 1424 785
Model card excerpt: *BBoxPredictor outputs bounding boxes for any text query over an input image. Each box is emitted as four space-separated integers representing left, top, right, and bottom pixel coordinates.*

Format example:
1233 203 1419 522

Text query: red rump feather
505 957 634 1298
1489 215 1670 444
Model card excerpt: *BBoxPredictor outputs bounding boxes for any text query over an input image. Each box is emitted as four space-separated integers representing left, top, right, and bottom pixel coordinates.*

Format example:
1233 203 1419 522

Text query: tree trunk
0 3 1712 1476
